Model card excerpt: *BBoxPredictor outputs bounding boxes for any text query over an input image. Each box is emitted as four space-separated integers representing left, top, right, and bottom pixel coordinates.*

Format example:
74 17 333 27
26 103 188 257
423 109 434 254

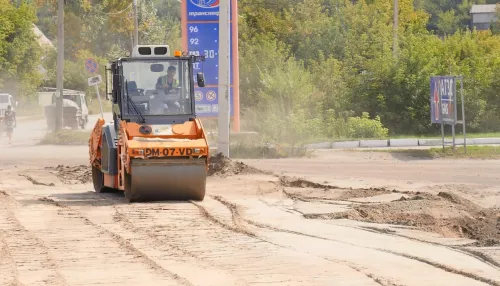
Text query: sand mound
307 191 500 246
208 153 266 177
46 154 265 184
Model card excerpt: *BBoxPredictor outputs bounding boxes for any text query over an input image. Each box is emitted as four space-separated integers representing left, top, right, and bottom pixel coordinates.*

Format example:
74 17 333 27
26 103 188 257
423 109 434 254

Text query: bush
346 112 389 139
245 107 390 147
321 110 389 140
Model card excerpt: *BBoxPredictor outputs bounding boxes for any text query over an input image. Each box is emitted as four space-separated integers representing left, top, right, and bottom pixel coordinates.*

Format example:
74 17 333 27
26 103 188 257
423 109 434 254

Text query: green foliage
236 0 500 141
437 10 459 35
42 49 109 98
345 112 389 139
7 0 500 144
0 0 43 100
238 34 291 108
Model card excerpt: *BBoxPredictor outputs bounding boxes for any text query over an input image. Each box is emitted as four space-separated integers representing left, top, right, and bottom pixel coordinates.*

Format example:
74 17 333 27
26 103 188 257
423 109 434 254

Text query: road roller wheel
122 159 207 203
92 166 109 193
123 171 136 203
123 172 143 203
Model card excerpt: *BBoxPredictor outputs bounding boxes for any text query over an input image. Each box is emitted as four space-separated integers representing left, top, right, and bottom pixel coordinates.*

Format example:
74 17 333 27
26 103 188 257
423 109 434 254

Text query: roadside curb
303 137 500 150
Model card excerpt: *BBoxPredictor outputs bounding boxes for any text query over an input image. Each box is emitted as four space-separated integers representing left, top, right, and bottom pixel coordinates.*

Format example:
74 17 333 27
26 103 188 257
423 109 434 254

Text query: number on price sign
204 50 216 58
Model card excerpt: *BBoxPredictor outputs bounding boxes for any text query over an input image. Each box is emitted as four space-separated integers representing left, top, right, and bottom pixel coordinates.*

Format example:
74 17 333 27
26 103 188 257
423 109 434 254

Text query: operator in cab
155 65 183 114
156 65 179 90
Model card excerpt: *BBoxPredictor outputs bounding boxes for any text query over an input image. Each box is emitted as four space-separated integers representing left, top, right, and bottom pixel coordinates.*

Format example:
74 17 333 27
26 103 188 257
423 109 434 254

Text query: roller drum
125 158 207 202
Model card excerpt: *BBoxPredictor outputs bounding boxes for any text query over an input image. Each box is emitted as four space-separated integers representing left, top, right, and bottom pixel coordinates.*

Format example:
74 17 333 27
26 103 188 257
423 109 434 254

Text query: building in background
470 4 498 31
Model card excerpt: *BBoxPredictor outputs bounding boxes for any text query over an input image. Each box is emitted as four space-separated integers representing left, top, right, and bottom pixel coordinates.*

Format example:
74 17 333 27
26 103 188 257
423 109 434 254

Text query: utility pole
218 0 231 157
133 0 139 47
392 0 398 58
55 0 64 131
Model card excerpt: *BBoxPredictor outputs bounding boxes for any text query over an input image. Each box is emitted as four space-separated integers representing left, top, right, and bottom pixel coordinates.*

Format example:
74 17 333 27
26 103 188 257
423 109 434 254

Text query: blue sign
430 76 457 125
187 0 234 22
194 87 234 116
85 58 98 74
187 23 234 85
185 0 235 117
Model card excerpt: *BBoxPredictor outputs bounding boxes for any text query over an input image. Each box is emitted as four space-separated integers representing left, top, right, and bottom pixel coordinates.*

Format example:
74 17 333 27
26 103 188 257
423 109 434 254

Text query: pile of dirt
45 154 265 183
307 191 500 246
46 165 92 185
208 153 266 177
280 178 397 202
279 177 333 189
334 188 395 200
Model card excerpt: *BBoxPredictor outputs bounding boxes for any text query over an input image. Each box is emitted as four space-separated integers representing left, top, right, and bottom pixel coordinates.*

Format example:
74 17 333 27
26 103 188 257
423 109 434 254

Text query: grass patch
365 146 500 159
39 130 89 145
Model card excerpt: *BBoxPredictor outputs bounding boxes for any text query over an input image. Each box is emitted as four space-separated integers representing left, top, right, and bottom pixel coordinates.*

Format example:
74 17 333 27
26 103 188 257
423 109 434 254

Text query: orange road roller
89 45 209 202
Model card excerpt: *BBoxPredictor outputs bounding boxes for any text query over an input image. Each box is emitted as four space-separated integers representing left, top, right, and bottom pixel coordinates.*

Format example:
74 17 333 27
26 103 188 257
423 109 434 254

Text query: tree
0 0 43 100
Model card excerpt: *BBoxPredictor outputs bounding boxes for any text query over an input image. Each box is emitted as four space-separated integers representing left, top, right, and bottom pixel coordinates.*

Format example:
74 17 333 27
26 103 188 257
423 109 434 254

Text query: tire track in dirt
191 199 256 238
0 191 67 286
208 195 400 286
213 192 499 286
37 196 193 286
280 181 500 271
207 161 500 286
0 231 19 286
243 216 494 286
355 225 500 269
313 220 500 272
5 160 497 285
95 193 383 285
1 187 184 286
210 194 432 286
2 179 248 286
91 194 248 285
378 249 500 286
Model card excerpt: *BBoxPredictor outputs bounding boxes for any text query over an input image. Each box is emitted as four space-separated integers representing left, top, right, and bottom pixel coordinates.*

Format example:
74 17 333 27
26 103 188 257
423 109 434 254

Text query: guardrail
305 138 500 149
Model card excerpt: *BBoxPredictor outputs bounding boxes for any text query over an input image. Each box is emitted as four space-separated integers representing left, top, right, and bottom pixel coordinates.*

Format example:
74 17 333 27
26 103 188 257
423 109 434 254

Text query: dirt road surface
0 115 499 285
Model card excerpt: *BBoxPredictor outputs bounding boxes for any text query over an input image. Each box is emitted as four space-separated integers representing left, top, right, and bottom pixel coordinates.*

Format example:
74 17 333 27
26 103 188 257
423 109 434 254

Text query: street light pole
217 0 231 157
55 0 64 131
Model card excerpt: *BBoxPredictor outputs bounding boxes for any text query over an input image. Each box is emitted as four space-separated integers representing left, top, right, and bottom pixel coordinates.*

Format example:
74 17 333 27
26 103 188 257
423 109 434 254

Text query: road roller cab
89 45 209 202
